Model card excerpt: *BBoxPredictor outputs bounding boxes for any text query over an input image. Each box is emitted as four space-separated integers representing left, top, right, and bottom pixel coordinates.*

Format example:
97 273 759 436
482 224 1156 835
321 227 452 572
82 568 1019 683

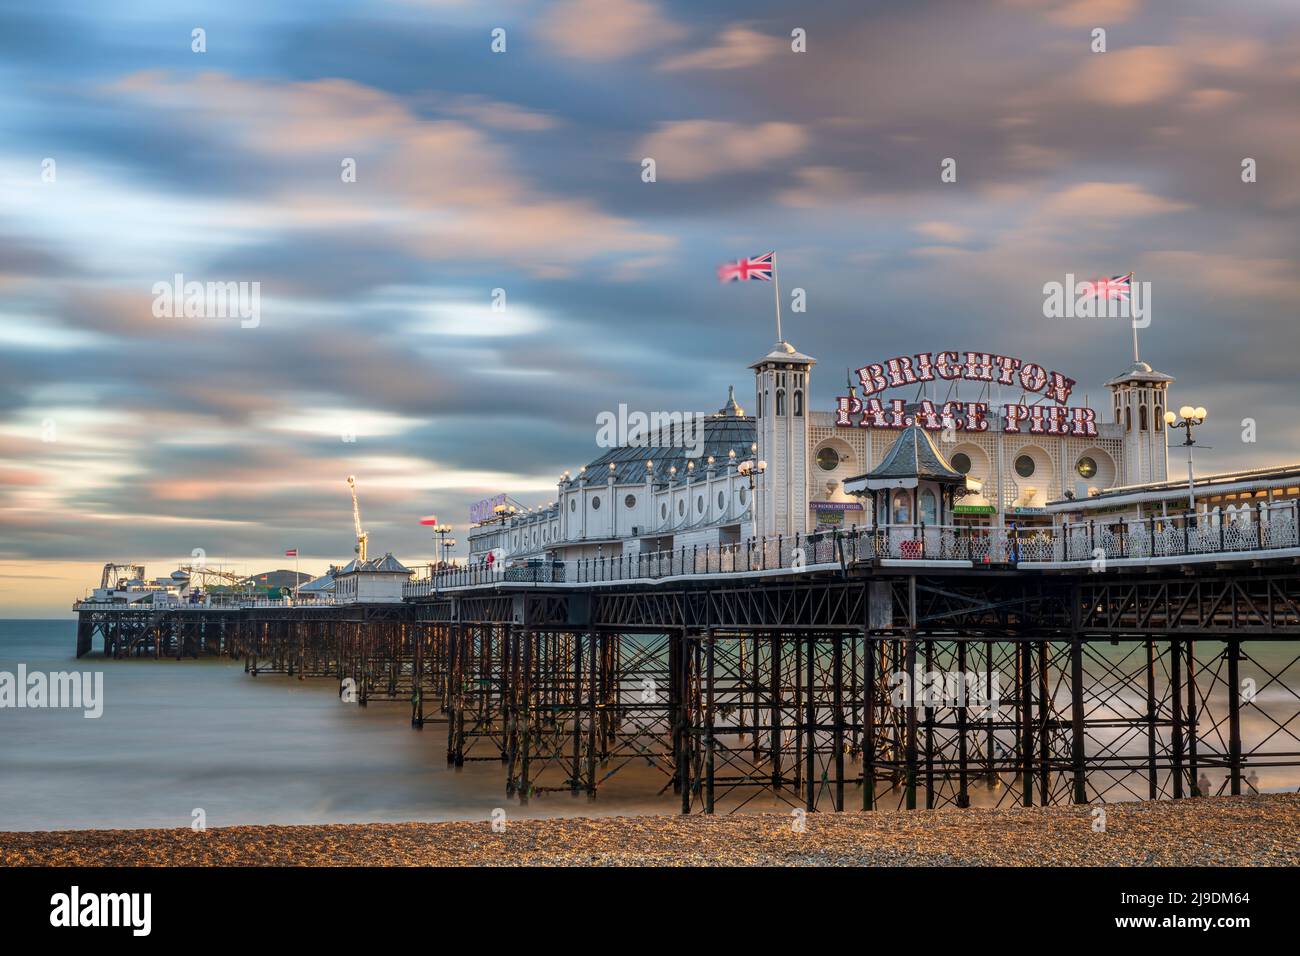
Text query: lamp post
430 523 453 567
1164 404 1207 520
737 457 768 535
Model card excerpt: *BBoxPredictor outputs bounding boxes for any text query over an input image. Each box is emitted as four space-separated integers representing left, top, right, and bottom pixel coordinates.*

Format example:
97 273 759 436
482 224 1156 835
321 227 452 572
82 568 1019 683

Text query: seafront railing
402 498 1300 595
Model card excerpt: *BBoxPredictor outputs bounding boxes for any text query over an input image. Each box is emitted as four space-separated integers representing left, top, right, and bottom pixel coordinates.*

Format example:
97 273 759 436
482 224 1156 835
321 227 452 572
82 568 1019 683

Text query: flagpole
771 251 783 343
294 551 299 604
1130 273 1140 363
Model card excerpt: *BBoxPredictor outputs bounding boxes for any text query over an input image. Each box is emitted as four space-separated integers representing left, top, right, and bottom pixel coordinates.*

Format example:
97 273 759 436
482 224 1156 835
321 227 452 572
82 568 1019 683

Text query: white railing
400 499 1300 595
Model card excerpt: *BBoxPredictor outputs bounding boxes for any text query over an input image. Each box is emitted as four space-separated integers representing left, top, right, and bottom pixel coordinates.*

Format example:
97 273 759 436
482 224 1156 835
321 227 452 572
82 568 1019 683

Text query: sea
0 619 677 832
3 619 1296 831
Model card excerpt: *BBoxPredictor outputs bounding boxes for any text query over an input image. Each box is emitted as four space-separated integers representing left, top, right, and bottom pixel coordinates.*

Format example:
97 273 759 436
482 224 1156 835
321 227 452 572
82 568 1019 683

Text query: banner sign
836 351 1098 437
470 494 508 524
810 501 864 512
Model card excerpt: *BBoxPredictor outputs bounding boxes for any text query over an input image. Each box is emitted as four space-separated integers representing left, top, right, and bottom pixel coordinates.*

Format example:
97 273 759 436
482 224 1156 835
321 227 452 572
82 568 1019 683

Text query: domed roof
1106 360 1174 386
750 340 816 367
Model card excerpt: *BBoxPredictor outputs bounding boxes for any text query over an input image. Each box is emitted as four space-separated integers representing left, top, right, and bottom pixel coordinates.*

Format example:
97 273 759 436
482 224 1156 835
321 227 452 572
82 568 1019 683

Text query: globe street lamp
737 457 767 490
430 523 453 566
1164 405 1207 519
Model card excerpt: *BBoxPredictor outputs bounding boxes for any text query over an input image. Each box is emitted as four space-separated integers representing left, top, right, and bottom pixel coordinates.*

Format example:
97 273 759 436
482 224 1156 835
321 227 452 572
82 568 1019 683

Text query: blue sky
3 0 1300 613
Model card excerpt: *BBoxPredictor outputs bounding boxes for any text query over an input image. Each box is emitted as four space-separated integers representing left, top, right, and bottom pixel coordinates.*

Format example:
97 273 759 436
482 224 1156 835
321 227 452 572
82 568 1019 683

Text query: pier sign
836 351 1098 437
470 494 508 524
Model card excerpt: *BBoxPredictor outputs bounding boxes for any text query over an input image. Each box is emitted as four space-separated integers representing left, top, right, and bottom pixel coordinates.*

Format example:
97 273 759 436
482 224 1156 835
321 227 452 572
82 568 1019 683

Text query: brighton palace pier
76 337 1300 813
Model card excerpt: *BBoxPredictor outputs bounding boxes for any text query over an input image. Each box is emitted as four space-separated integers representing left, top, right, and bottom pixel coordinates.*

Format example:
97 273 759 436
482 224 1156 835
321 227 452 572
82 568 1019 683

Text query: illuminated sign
470 494 508 524
835 351 1098 438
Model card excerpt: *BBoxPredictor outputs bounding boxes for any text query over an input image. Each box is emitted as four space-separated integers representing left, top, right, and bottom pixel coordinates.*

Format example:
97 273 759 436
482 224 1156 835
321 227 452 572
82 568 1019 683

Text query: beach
3 794 1296 867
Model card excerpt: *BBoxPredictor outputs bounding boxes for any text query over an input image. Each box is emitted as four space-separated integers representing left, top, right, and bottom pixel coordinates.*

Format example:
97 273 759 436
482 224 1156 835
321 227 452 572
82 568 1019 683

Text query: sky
2 0 1300 616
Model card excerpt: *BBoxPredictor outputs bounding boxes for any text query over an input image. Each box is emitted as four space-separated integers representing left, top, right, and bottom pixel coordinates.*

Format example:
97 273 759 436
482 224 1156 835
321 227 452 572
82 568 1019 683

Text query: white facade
333 554 412 603
468 339 1174 564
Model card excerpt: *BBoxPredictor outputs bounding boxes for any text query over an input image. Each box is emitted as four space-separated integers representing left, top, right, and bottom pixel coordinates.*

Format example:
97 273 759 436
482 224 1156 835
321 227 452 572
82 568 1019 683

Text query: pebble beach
2 794 1296 867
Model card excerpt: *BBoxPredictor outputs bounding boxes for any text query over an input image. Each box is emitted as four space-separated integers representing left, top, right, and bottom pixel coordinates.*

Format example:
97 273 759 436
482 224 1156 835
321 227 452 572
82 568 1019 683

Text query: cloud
537 0 687 62
100 72 670 276
1036 182 1190 221
659 25 782 71
913 221 971 243
435 95 559 131
1071 46 1185 105
636 120 807 181
1045 0 1141 26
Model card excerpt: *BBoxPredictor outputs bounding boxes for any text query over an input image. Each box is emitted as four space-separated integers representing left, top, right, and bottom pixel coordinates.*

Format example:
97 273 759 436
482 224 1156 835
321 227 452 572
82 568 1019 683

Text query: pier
74 516 1300 814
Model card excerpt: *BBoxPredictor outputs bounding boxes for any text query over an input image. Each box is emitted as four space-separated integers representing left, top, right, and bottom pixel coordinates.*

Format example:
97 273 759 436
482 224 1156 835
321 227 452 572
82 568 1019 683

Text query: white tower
1105 359 1173 486
751 341 815 537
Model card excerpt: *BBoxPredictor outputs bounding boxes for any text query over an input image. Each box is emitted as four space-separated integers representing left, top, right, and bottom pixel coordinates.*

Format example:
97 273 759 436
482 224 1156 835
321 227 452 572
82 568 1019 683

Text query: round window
678 500 685 516
739 487 747 505
951 452 972 475
1015 454 1036 479
513 535 519 547
718 491 725 509
1076 457 1097 479
624 494 637 509
816 446 840 471
569 499 576 512
661 503 668 519
591 496 601 510
696 496 704 513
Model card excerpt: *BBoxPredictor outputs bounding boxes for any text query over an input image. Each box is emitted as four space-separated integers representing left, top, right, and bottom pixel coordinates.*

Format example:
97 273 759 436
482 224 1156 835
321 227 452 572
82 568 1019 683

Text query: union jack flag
718 251 774 282
1082 272 1133 301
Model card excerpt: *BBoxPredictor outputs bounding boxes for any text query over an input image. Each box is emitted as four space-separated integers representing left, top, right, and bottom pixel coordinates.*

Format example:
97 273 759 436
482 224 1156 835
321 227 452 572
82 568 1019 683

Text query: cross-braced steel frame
76 562 1300 813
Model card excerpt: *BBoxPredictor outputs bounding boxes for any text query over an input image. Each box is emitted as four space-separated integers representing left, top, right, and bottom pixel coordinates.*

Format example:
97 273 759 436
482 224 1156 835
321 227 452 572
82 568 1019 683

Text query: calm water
0 620 677 831
4 621 1297 831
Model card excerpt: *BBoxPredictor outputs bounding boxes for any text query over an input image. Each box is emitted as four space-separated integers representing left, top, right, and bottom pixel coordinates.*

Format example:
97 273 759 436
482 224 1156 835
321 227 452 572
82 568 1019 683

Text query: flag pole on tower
772 251 783 343
1130 272 1141 363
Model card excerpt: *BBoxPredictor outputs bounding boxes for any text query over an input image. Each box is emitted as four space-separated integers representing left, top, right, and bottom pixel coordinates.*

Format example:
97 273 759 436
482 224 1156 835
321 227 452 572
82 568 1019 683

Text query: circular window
1076 457 1097 479
678 500 685 516
624 494 636 509
661 503 668 519
718 491 725 509
513 535 519 547
1015 455 1036 479
533 530 538 545
951 452 972 475
739 487 748 506
696 496 704 513
816 446 840 471
591 496 601 510
569 499 576 512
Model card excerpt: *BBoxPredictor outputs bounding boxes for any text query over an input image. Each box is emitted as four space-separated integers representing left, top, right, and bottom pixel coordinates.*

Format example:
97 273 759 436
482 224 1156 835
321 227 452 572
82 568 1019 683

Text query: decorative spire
717 384 745 417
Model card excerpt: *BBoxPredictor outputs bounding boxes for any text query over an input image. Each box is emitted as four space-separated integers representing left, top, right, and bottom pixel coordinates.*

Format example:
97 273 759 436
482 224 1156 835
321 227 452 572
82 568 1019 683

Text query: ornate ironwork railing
401 499 1300 595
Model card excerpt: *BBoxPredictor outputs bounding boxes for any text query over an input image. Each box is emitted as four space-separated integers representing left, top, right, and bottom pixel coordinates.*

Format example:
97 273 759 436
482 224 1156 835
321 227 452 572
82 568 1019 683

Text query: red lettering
1002 403 1029 433
857 363 889 398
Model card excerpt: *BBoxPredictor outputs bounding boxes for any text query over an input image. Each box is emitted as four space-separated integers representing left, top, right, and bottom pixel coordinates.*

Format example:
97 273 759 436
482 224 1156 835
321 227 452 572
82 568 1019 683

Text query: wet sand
2 794 1296 866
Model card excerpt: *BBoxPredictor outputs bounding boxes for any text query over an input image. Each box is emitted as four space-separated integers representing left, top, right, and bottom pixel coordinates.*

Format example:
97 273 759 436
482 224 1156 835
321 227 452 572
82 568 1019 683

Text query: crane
347 475 369 562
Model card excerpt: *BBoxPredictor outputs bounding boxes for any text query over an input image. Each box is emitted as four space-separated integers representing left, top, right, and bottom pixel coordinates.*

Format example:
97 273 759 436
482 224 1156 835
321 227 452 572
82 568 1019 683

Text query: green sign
953 504 996 515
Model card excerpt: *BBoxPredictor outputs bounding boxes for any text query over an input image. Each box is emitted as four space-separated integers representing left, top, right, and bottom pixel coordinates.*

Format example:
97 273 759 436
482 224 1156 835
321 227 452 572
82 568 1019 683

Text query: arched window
1155 406 1163 431
793 390 803 416
920 489 937 524
1139 405 1148 431
1125 406 1132 431
776 389 785 415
